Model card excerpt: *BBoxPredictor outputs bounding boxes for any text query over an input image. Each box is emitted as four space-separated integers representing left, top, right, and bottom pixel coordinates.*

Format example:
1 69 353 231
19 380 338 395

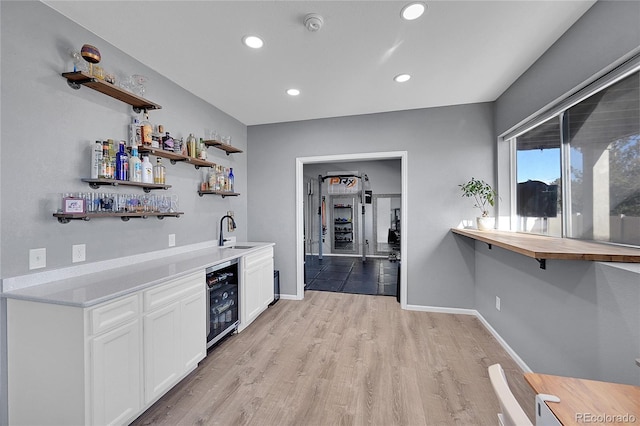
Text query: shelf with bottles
138 147 215 169
202 140 243 156
197 190 240 198
80 178 170 193
53 211 183 224
62 71 162 113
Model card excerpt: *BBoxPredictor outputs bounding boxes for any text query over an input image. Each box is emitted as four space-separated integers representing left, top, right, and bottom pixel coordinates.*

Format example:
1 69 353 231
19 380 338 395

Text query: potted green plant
459 177 498 230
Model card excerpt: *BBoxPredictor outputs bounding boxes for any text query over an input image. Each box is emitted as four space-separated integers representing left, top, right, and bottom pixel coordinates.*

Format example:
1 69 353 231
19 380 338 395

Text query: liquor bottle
187 133 197 158
141 112 153 147
99 141 112 179
91 140 102 179
141 155 153 184
115 141 129 181
151 124 162 149
129 115 141 148
208 167 216 191
216 165 225 191
228 168 234 192
153 157 166 184
198 138 207 160
162 131 174 151
129 147 142 182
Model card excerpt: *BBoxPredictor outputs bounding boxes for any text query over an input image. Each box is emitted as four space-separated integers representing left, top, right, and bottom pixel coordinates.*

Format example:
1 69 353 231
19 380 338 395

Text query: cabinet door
259 256 275 309
181 290 206 370
243 264 264 325
90 319 142 426
143 302 181 404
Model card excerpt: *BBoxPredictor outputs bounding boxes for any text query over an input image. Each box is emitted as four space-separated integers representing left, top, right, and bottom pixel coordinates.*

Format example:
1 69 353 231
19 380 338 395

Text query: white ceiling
42 0 596 126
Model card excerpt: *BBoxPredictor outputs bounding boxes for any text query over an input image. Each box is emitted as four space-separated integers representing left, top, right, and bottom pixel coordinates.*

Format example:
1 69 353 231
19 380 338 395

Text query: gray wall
486 0 640 384
0 2 249 422
247 104 494 306
1 1 248 279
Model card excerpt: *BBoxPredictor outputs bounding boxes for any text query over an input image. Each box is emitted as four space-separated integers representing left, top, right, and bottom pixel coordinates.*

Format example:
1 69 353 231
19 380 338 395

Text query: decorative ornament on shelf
80 44 101 75
459 177 498 231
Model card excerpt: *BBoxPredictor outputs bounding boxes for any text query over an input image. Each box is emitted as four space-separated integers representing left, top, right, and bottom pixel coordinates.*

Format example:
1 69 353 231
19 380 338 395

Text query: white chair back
488 363 533 426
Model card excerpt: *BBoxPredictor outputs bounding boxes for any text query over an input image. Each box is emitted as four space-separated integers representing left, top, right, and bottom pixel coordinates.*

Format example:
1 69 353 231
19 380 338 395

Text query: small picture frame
63 197 86 214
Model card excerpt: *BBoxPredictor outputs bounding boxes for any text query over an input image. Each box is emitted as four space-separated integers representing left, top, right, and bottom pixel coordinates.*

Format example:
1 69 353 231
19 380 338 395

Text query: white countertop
1 242 274 308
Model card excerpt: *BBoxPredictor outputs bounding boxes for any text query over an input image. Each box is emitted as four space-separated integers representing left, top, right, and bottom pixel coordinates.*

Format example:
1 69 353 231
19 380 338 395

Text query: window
510 69 640 247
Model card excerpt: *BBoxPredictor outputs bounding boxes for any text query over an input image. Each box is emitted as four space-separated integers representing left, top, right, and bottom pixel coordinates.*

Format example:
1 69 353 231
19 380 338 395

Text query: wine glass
131 74 148 97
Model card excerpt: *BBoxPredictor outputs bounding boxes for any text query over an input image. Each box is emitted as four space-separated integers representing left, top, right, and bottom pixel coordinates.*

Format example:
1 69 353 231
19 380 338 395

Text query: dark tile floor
304 255 398 297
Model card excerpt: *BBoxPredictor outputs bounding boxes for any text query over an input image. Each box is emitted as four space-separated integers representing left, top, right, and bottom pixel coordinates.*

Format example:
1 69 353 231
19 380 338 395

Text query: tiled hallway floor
304 255 398 297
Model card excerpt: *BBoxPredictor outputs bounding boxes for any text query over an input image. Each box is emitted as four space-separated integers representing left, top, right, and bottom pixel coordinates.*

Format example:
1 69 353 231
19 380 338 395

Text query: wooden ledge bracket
536 258 546 270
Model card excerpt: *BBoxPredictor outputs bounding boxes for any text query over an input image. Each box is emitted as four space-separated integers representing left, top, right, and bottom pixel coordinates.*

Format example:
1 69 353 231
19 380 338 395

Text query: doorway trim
295 151 408 309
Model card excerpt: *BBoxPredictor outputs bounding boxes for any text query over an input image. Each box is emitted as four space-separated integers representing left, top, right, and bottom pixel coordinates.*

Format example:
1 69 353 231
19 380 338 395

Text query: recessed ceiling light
242 35 264 49
286 88 300 96
394 74 411 83
401 2 426 20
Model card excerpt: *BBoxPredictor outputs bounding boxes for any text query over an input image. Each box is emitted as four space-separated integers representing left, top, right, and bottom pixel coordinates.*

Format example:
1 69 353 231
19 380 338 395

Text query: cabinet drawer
244 247 273 269
89 294 139 336
144 271 204 312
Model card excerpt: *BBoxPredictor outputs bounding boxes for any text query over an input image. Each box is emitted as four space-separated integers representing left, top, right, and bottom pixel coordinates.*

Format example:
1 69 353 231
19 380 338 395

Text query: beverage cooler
206 259 239 348
331 196 357 254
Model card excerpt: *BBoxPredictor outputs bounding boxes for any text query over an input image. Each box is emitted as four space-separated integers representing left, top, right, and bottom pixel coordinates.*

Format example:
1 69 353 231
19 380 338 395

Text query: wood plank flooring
131 291 534 425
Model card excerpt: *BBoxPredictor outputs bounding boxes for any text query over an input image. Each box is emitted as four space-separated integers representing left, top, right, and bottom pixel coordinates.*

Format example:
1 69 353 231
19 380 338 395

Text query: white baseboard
279 294 302 301
405 304 477 316
405 304 531 373
474 311 532 373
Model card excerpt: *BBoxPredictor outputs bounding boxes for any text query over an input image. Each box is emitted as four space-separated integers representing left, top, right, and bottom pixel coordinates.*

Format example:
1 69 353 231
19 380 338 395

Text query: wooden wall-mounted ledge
451 228 640 269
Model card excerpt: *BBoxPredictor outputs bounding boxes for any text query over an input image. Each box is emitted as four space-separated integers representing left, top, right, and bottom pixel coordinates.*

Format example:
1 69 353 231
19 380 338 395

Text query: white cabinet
239 246 274 332
142 272 205 404
90 319 142 425
7 270 206 426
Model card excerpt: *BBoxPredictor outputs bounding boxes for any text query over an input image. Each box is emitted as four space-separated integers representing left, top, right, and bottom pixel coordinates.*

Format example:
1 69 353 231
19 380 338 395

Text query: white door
180 291 207 370
90 320 142 426
143 302 181 403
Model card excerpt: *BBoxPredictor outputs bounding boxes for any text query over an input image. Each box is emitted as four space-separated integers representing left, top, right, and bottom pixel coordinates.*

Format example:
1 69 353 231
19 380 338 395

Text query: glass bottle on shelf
228 168 234 192
141 155 153 183
187 133 197 158
99 141 112 179
115 141 129 181
141 112 153 147
216 166 225 191
207 167 216 191
129 146 142 182
153 157 166 184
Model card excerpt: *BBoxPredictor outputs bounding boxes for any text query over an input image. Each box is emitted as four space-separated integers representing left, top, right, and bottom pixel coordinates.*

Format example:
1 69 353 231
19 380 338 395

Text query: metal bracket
66 77 94 90
487 243 492 250
536 258 547 269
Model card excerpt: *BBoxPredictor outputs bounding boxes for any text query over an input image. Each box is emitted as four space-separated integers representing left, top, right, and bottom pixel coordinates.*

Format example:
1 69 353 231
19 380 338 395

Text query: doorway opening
295 151 408 308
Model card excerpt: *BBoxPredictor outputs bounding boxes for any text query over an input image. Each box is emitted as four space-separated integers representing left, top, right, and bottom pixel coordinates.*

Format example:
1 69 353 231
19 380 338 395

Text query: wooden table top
524 373 640 425
451 228 640 263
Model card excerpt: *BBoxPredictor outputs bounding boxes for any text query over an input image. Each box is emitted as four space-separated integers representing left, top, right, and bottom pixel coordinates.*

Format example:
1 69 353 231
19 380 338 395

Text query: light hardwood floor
131 291 535 425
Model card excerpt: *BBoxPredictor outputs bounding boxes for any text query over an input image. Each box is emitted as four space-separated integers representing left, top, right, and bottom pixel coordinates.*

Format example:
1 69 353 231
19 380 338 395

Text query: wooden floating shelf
197 190 240 198
54 211 183 224
62 71 162 112
138 147 215 169
81 178 170 193
203 140 243 155
451 228 640 269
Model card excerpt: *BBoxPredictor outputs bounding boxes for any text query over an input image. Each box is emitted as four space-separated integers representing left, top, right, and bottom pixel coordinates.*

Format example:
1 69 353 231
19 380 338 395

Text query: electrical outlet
227 211 235 232
29 248 46 270
495 296 501 311
72 244 86 263
168 234 176 247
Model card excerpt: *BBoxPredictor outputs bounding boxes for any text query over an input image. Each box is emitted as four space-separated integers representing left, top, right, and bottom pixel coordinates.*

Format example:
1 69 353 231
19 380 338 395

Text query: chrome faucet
219 215 237 246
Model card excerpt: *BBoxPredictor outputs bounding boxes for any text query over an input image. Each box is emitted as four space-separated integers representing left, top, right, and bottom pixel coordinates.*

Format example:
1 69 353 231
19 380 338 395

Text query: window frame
500 51 640 246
